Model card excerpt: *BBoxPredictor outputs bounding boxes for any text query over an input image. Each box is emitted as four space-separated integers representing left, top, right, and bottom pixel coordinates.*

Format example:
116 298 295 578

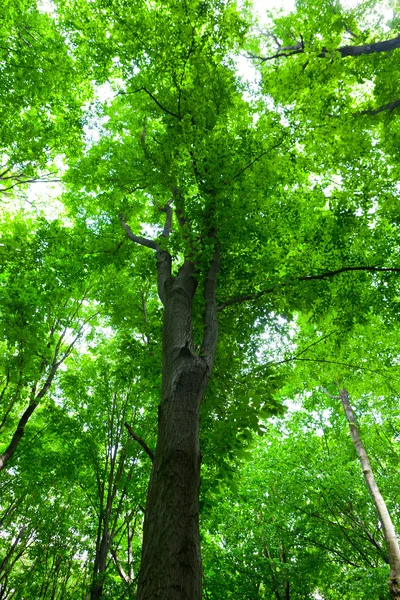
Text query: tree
57 0 400 596
1 0 400 597
318 387 400 598
0 0 89 200
59 338 154 600
0 213 100 471
201 403 397 599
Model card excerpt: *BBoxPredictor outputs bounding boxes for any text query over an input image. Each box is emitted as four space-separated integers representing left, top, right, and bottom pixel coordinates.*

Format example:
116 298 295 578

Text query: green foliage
1 0 400 597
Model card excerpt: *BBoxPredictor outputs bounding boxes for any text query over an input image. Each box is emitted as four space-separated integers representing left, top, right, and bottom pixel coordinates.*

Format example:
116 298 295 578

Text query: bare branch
124 423 154 462
119 214 158 250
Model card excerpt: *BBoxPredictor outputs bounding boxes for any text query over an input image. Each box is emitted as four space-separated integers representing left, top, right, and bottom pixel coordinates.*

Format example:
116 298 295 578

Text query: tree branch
201 236 220 368
124 423 154 462
319 386 341 399
119 214 158 250
217 265 400 311
224 138 286 185
120 87 180 119
359 98 400 116
110 548 133 584
252 33 400 62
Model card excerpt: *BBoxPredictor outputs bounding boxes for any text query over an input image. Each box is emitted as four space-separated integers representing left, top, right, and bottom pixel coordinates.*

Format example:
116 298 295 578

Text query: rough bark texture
136 262 208 600
122 208 219 600
339 389 400 600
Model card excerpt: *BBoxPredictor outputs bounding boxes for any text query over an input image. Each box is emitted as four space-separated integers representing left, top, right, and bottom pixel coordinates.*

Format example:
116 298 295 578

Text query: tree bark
0 403 38 470
91 527 109 600
335 35 400 58
339 389 400 600
121 206 219 600
136 262 209 600
255 33 400 62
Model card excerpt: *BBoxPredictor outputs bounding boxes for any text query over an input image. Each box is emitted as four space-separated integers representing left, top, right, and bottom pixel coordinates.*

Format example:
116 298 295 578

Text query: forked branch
119 214 158 250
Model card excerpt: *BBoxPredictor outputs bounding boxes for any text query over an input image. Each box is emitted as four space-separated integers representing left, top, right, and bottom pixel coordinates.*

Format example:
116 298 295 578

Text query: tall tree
1 0 400 597
55 0 400 596
0 214 100 471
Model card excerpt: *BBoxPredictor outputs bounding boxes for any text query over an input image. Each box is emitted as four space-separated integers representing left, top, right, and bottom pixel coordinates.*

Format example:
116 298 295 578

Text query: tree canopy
1 0 400 598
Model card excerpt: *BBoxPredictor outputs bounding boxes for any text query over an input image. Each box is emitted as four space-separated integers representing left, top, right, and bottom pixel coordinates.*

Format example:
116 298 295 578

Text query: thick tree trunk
339 389 400 600
136 263 210 600
121 207 219 600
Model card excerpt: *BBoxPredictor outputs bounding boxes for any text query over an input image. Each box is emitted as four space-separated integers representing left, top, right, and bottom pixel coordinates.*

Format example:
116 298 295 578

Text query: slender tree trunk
90 526 109 600
280 548 290 600
339 389 400 600
0 403 38 470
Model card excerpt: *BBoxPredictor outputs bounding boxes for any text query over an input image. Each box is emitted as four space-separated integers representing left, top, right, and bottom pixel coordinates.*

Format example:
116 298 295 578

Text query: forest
1 0 400 598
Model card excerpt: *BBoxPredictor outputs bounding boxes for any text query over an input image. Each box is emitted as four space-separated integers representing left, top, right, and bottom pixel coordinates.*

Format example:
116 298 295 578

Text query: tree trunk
121 208 219 600
136 261 210 600
91 527 109 600
339 389 400 600
0 403 38 471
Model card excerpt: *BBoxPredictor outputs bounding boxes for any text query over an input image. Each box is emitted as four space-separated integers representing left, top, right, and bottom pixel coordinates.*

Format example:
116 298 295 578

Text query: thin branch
120 87 180 119
201 236 220 368
289 332 336 361
217 265 400 311
124 423 154 462
224 138 286 185
110 548 132 584
279 357 387 375
246 49 303 63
